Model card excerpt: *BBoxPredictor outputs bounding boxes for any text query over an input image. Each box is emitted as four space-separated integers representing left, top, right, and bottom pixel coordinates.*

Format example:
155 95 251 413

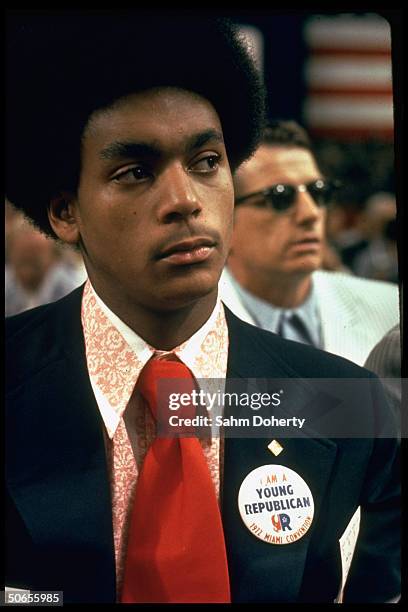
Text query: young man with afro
5 11 400 604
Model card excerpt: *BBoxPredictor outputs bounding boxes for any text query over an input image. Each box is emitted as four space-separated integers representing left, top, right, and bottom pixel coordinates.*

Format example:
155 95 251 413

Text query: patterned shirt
81 280 229 598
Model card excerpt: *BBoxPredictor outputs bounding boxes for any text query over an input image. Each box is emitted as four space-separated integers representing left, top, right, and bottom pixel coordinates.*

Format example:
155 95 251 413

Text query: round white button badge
238 465 314 545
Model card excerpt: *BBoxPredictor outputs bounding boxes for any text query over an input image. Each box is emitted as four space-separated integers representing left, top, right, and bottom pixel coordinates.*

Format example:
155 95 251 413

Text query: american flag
303 14 394 140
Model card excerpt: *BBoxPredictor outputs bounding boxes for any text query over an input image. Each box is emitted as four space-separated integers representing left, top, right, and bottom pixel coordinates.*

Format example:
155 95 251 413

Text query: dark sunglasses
235 178 341 212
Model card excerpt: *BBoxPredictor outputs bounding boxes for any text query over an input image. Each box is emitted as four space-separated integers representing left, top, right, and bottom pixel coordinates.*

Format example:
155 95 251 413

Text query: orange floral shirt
81 280 229 598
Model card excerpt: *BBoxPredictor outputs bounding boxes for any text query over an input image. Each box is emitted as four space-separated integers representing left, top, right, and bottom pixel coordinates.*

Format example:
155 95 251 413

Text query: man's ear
48 192 80 245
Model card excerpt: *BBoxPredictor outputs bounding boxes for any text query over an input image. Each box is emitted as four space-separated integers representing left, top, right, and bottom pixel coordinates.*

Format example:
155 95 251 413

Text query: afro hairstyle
6 11 267 237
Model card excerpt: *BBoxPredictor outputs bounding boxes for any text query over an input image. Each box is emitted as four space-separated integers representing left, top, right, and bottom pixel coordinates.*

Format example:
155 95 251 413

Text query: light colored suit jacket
219 268 400 366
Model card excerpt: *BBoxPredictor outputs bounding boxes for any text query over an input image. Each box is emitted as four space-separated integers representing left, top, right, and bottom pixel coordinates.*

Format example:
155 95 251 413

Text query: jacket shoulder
6 287 84 391
314 269 399 300
6 301 57 340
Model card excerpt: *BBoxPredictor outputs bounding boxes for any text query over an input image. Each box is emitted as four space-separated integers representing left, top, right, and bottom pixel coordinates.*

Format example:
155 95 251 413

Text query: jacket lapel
6 288 116 602
223 308 337 602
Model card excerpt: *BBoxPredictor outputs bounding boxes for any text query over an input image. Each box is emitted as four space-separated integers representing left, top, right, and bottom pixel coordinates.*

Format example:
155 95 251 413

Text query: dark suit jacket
5 287 400 603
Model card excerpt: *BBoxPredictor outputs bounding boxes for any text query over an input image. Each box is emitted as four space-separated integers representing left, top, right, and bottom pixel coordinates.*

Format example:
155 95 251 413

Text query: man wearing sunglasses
220 121 399 366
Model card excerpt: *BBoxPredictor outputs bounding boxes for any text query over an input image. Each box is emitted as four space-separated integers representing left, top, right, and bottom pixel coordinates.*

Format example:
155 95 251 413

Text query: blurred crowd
315 139 398 282
5 200 87 317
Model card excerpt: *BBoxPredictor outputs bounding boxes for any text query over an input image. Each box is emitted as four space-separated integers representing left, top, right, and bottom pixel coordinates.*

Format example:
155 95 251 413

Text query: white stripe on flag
304 15 391 50
304 97 394 128
305 57 392 89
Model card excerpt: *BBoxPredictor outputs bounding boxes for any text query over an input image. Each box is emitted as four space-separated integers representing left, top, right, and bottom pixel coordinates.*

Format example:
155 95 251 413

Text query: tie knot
137 355 196 422
278 311 313 346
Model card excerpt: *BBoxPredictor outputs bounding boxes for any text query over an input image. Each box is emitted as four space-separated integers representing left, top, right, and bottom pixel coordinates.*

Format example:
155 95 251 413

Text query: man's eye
191 154 221 174
112 166 151 183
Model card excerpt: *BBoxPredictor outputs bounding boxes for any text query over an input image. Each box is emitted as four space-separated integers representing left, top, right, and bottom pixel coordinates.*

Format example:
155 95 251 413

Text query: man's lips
156 237 217 265
288 236 321 252
291 236 321 246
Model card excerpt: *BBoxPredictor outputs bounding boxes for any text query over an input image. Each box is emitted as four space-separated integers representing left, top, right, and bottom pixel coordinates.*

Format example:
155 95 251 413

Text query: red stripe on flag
308 88 393 96
310 48 391 58
308 126 394 140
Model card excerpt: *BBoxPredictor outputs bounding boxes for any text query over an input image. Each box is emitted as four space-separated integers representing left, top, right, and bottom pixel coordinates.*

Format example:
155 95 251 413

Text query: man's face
9 230 55 291
57 88 234 314
230 145 326 282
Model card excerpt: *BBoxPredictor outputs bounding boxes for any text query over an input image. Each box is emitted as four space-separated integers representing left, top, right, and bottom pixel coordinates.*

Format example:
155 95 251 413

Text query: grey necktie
277 312 314 346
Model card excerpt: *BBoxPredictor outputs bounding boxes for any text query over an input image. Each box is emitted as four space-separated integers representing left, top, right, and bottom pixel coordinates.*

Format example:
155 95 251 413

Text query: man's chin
152 270 220 312
288 254 322 275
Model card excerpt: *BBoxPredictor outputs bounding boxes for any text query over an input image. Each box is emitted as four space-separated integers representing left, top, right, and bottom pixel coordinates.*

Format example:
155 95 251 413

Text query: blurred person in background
324 200 367 271
5 199 21 257
5 219 86 316
219 120 399 366
353 193 398 282
327 191 397 280
364 323 401 435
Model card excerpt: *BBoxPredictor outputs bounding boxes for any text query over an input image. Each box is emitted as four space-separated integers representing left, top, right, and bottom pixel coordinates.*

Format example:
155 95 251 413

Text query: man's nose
293 188 322 225
157 164 202 223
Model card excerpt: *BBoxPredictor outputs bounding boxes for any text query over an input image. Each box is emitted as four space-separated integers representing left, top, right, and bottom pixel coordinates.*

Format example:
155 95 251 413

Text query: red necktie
121 356 231 603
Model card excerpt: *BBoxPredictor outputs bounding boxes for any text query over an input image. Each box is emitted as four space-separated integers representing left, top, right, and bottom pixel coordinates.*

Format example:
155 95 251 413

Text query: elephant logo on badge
271 513 292 532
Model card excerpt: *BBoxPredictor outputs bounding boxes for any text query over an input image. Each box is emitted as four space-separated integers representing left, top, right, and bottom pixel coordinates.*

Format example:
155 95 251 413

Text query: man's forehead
245 145 315 172
235 145 320 192
84 88 224 151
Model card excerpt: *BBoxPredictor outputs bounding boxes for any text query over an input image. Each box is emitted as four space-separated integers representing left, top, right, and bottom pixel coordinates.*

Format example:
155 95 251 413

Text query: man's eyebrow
185 129 224 152
99 141 161 161
99 129 224 161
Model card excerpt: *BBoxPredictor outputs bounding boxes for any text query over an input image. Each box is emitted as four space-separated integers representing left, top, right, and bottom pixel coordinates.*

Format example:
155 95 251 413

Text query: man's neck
228 265 312 309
